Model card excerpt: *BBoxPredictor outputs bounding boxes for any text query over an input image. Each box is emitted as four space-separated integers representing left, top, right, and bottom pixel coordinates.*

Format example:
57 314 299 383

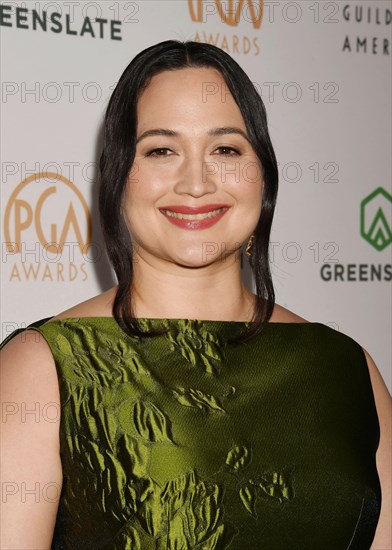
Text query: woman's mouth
159 206 229 230
161 207 224 220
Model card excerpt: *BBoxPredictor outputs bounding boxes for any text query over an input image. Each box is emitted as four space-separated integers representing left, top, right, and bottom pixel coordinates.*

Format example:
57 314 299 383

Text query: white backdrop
1 0 391 392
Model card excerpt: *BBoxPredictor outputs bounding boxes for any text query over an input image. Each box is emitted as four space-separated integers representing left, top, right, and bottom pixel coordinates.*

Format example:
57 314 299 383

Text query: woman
1 40 390 549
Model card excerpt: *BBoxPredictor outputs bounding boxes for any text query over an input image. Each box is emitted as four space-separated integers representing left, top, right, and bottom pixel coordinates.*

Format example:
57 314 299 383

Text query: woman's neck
130 255 256 322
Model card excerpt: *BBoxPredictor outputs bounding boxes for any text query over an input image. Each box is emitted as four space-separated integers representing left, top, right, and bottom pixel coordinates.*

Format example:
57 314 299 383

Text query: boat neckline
43 316 321 326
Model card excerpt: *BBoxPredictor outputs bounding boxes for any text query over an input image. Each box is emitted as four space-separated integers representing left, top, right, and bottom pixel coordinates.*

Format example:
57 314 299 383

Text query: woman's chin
167 248 224 269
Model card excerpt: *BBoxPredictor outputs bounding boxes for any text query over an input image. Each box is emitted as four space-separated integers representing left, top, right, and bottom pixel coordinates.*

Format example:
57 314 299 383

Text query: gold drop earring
245 234 255 257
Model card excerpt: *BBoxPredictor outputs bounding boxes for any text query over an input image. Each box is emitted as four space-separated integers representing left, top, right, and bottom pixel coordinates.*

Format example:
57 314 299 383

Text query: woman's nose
173 155 218 197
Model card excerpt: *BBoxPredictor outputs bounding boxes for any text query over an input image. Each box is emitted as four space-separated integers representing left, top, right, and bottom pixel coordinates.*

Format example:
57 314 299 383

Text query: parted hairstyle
99 39 279 344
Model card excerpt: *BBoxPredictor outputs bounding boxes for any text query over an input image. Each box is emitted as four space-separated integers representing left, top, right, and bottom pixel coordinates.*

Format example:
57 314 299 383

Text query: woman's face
124 66 263 269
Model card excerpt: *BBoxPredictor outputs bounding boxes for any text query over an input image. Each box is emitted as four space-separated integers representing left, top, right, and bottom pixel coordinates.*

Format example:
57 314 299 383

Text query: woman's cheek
242 160 263 186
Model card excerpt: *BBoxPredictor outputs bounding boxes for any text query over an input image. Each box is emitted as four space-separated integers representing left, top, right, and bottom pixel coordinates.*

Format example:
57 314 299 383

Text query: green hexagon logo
360 187 392 251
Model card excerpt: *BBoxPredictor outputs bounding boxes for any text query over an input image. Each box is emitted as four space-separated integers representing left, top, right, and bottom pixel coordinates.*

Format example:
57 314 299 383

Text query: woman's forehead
136 68 243 128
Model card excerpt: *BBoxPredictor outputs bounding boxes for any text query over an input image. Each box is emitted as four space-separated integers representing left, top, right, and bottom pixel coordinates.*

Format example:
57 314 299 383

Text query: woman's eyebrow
136 127 250 144
136 128 177 143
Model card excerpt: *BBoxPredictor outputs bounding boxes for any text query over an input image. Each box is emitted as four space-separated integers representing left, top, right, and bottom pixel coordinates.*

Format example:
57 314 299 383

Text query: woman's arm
364 348 392 550
1 330 62 549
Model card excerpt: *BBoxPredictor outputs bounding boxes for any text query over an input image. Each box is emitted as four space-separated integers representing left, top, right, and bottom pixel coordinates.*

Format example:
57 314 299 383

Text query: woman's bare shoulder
50 286 117 321
269 303 309 323
1 330 62 548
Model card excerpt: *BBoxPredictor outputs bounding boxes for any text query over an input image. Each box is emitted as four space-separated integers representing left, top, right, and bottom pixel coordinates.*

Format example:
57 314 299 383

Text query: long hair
99 40 279 345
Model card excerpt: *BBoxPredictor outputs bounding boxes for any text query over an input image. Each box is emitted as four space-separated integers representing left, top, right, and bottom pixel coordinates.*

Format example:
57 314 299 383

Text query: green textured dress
1 317 381 549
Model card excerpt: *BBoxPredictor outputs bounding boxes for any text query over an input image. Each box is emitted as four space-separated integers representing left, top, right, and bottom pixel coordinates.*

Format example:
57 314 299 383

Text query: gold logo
4 172 91 254
189 0 263 29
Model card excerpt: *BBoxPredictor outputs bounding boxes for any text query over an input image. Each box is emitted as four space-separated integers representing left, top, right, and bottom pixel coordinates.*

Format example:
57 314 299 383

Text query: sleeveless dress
1 317 381 549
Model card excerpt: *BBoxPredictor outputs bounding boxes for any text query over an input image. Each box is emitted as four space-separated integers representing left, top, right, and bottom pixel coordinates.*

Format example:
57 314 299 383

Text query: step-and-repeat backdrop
1 0 391 391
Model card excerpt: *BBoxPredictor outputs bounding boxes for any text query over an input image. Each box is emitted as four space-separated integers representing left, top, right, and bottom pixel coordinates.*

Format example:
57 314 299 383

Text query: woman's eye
144 146 240 157
145 148 172 157
215 146 240 156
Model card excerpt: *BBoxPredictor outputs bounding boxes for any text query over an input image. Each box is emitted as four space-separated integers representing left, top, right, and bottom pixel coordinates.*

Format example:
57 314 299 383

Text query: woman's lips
159 205 229 230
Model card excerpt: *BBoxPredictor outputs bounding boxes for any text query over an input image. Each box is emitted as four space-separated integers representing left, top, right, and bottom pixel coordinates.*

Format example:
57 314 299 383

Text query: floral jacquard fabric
2 317 381 549
161 318 227 375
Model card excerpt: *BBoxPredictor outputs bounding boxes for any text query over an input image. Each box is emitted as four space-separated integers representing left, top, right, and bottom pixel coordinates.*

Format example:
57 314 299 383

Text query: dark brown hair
99 40 279 345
